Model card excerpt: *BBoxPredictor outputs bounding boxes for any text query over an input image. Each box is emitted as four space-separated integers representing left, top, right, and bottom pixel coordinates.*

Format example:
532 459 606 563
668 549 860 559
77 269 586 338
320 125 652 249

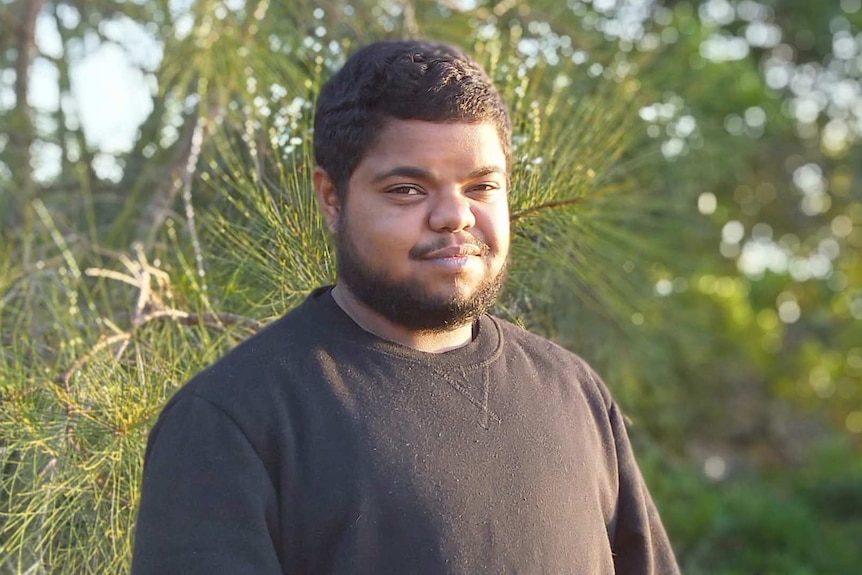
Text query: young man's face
321 119 510 331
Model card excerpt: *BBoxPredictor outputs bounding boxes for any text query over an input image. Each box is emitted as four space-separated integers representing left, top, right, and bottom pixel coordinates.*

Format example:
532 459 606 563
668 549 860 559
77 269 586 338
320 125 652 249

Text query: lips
411 237 490 260
422 245 484 259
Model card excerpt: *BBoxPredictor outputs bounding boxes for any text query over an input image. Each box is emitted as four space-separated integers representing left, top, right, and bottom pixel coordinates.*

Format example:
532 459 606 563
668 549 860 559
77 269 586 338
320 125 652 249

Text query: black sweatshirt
132 287 679 574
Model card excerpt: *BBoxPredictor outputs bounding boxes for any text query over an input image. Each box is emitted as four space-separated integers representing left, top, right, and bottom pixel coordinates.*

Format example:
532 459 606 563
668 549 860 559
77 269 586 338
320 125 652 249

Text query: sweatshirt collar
306 286 503 369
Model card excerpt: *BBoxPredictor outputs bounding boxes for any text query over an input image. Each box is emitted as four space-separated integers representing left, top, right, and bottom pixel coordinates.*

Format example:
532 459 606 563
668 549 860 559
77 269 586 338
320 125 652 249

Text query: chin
336 231 508 331
423 277 486 304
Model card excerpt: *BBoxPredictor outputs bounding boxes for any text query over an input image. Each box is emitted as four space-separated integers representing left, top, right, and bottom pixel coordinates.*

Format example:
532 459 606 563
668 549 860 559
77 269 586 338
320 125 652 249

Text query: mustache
409 236 490 259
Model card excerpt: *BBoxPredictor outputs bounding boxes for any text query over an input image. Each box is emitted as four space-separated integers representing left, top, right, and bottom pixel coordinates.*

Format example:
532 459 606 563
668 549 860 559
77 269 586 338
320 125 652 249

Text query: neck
330 284 473 353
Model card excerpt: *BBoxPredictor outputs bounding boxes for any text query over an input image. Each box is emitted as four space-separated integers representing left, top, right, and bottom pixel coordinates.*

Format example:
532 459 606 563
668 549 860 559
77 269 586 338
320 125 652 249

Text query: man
132 40 679 574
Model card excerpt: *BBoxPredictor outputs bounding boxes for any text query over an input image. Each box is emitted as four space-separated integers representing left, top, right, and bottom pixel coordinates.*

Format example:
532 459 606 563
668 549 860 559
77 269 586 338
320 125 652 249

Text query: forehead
356 119 508 177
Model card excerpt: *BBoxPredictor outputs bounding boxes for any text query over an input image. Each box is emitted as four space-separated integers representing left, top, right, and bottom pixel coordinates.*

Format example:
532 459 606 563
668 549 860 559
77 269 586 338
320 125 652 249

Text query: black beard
334 227 506 333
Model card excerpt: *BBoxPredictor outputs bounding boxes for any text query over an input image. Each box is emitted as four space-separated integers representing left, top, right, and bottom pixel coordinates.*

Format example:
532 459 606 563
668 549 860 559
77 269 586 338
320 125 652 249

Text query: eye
385 185 424 196
468 182 502 196
471 183 496 192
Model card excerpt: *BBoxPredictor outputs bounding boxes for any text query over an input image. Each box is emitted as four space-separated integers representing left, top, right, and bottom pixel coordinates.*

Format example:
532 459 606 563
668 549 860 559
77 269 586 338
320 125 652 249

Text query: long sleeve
608 401 680 575
131 394 283 575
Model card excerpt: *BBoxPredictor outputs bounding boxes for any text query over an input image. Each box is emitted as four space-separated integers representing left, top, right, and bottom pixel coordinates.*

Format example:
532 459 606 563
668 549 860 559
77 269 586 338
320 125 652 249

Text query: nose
428 189 476 233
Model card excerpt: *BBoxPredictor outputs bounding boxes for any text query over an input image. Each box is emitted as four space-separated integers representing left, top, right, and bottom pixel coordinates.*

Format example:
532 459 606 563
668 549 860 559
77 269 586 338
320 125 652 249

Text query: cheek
347 209 421 253
479 205 510 247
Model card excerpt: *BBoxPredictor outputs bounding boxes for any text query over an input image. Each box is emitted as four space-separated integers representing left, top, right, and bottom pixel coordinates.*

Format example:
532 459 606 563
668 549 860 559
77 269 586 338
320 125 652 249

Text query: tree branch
58 310 262 388
510 196 586 223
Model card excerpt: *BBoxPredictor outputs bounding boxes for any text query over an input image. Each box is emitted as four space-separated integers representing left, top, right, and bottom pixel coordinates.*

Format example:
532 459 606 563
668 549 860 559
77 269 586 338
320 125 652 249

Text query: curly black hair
313 40 511 199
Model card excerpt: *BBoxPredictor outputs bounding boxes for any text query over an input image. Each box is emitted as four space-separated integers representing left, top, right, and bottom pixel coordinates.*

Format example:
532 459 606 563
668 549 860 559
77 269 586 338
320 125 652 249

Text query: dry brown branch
55 307 260 450
61 247 262 389
59 311 262 388
140 309 264 332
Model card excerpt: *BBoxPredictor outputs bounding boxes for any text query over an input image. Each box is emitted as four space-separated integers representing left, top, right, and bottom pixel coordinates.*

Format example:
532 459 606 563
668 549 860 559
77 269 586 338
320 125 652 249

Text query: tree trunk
8 0 44 214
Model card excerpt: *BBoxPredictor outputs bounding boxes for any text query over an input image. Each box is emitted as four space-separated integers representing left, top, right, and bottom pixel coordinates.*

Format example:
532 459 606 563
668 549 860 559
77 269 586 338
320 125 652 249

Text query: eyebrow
370 165 507 183
467 165 507 179
371 166 434 183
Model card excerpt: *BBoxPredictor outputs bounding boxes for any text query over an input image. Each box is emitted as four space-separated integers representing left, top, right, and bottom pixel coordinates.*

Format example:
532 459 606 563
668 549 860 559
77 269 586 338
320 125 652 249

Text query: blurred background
1 0 861 573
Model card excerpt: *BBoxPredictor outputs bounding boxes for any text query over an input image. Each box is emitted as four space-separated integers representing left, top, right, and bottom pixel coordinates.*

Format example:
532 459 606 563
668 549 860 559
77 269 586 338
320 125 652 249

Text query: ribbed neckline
303 286 504 370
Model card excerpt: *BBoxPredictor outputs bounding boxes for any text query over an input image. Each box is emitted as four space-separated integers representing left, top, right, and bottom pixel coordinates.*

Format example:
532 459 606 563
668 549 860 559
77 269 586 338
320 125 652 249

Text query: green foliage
2 0 862 572
0 229 251 572
644 439 862 574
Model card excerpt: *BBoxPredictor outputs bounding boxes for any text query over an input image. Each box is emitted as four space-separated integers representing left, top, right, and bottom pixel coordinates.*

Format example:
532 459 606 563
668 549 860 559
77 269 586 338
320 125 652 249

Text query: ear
313 166 341 234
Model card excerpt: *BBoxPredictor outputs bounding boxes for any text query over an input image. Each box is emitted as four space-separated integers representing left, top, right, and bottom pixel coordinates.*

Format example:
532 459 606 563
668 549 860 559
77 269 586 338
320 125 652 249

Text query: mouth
422 245 484 259
412 237 490 261
414 243 489 273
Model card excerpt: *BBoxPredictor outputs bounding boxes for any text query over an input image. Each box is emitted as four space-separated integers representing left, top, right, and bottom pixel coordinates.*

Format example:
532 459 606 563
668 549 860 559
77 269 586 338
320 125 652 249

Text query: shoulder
490 315 571 357
166 294 329 416
489 314 614 407
145 298 333 466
